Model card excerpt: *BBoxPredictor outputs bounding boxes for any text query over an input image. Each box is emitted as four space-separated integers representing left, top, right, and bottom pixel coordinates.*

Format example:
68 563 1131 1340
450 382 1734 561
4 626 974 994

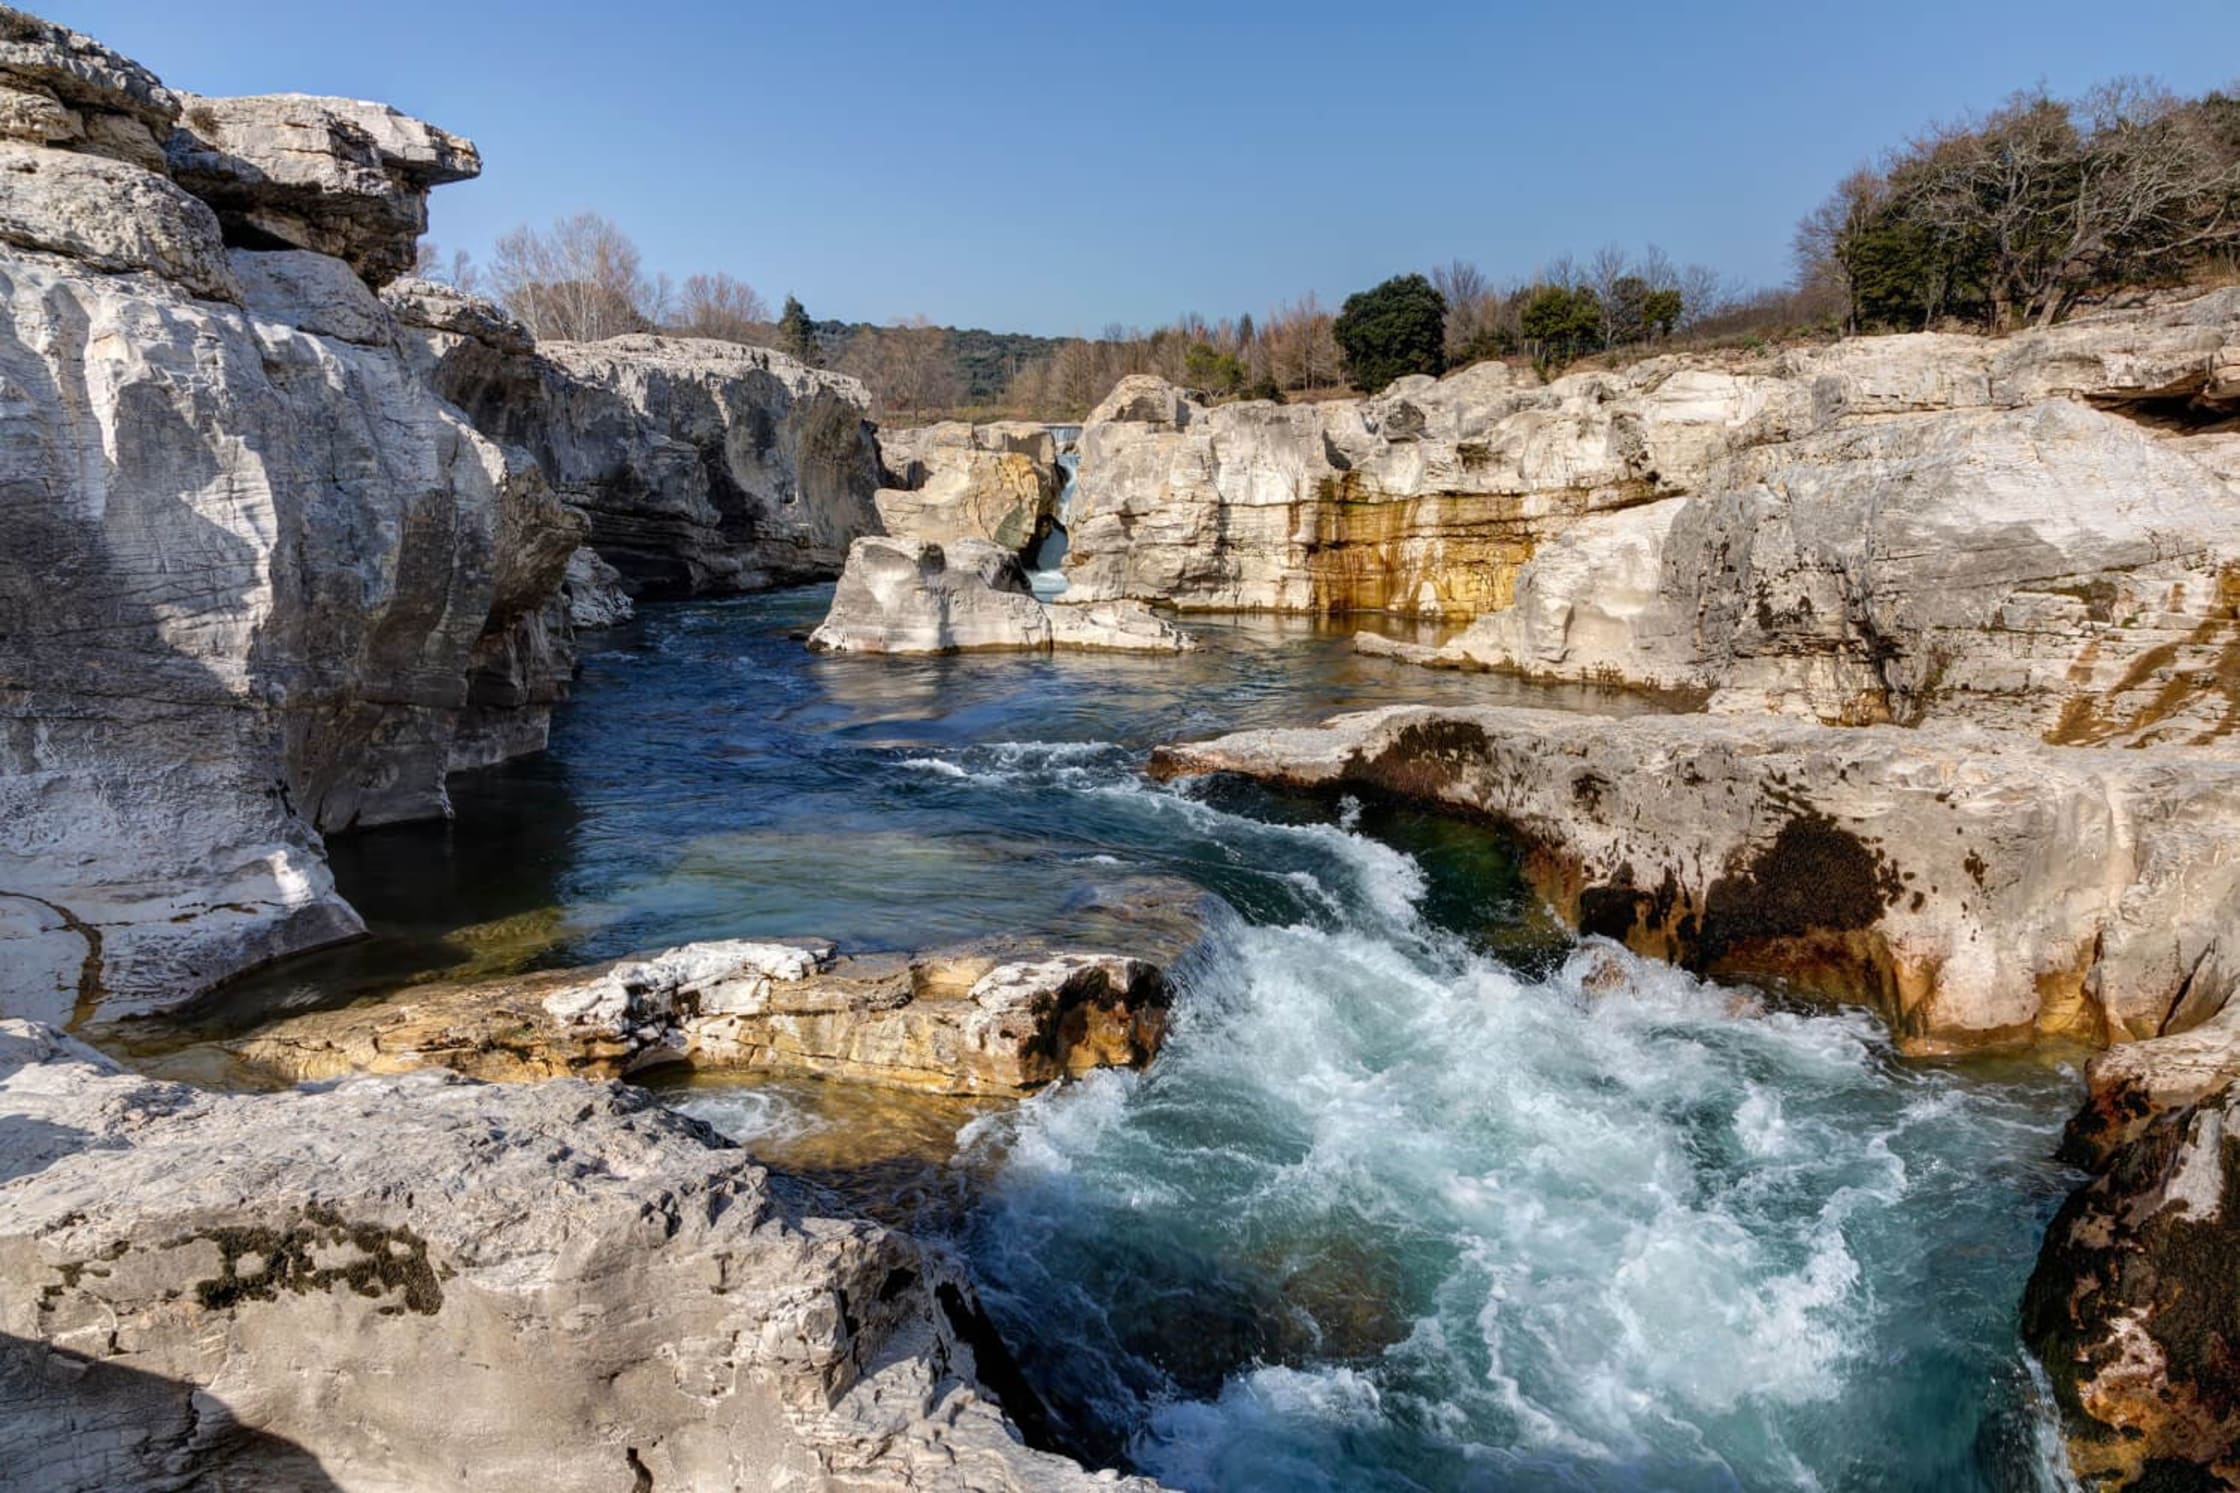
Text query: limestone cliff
1071 298 2240 743
0 11 888 1020
403 298 884 598
0 13 586 1021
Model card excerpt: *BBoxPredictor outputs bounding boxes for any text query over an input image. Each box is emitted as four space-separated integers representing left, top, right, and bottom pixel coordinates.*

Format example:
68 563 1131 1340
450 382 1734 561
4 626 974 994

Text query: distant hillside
812 319 1067 403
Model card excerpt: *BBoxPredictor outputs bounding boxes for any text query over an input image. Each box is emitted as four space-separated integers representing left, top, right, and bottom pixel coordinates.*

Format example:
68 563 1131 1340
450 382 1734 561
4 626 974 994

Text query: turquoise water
226 589 2085 1489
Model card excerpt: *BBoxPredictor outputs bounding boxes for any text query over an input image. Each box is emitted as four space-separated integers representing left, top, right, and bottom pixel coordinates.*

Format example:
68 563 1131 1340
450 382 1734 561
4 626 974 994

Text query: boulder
561 544 634 628
875 420 1060 552
1150 704 2240 1053
0 1020 1155 1492
810 536 1195 655
227 937 1173 1096
165 91 480 287
2023 1082 2240 1489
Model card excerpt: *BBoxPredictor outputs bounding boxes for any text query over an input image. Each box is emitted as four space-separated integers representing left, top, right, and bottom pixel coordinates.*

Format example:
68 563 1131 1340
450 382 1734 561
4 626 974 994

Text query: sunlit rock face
226 937 1174 1096
0 21 577 1021
1073 296 2240 744
1152 703 2240 1055
164 91 480 287
875 419 1060 553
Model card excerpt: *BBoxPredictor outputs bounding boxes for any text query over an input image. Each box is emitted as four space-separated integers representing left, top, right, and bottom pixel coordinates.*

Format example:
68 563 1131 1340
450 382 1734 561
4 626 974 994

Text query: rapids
180 588 2086 1490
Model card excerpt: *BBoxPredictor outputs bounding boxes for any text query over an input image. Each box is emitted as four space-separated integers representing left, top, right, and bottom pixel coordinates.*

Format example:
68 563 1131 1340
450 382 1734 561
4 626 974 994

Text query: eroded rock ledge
1150 704 2240 1054
0 1020 1158 1492
227 937 1172 1096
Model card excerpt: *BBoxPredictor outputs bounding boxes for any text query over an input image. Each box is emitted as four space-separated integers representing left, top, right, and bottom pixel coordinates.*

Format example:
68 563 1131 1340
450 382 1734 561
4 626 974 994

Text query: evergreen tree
1332 274 1448 393
778 295 817 364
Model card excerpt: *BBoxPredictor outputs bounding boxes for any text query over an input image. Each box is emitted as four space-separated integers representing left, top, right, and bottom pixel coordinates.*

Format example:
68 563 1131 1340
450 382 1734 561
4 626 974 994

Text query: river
165 587 2087 1491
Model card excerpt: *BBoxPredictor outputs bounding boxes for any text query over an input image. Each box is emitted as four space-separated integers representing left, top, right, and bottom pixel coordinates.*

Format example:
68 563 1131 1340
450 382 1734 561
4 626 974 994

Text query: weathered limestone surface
0 7 178 170
229 937 1173 1096
0 227 580 1020
811 536 1196 655
165 91 480 286
1150 704 2240 1053
0 1020 1157 1492
1073 297 2240 742
0 23 587 1021
875 420 1060 553
408 322 884 598
2025 1079 2240 1490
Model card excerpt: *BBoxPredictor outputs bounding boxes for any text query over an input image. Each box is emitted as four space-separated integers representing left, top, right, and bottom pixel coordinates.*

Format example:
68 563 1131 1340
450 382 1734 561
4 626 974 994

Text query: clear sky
45 0 2240 337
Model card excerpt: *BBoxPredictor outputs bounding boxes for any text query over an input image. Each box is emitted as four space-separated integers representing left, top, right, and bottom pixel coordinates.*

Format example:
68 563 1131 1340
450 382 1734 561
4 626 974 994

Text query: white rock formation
875 420 1060 552
0 1020 1158 1492
165 90 481 286
1072 297 2240 742
811 536 1196 655
0 28 579 1020
1151 703 2240 1053
406 322 884 598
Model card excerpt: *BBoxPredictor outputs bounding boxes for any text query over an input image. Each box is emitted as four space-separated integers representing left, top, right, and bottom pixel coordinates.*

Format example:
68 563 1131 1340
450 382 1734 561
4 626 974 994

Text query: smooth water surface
187 589 2084 1489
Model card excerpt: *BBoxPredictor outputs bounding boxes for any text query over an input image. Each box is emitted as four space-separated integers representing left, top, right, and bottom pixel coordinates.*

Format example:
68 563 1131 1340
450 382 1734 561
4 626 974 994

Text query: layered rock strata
811 536 1196 655
1150 704 2240 1053
227 937 1173 1096
400 304 884 598
874 419 1061 553
0 1020 1155 1492
1073 297 2240 742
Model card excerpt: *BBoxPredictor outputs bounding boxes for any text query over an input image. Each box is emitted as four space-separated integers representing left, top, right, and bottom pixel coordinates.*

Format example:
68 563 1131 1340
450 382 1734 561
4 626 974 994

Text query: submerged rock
228 937 1174 1096
1151 704 2240 1053
810 535 1196 655
0 1020 1156 1492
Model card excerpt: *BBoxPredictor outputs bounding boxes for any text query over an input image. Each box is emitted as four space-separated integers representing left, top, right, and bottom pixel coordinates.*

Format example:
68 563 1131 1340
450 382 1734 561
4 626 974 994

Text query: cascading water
1030 423 1084 599
193 588 2089 1492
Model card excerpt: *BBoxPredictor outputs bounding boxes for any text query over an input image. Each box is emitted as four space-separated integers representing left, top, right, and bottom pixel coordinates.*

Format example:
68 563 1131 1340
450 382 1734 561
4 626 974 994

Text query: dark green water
177 588 2086 1491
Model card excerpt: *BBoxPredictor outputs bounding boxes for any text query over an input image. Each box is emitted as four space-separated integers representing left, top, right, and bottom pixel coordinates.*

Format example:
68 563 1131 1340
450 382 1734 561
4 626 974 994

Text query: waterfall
1029 426 1083 599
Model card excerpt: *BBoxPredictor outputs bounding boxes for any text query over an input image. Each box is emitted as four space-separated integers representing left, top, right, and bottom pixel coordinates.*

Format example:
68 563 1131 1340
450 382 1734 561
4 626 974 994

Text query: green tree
778 295 817 363
1642 287 1684 338
1183 340 1244 392
1332 273 1448 392
1519 284 1603 364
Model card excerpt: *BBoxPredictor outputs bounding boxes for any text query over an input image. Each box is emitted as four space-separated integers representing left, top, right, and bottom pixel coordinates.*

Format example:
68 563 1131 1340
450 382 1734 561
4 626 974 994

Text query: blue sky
48 0 2240 336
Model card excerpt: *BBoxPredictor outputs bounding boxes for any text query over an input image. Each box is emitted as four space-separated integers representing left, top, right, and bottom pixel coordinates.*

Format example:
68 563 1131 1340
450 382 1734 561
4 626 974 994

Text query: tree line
424 75 2238 426
1796 80 2239 331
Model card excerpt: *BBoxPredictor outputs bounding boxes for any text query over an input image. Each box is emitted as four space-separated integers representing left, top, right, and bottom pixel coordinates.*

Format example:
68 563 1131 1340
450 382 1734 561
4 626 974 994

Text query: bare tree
1431 258 1504 362
491 212 660 342
1265 292 1341 390
837 317 962 423
412 241 481 295
674 272 771 343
